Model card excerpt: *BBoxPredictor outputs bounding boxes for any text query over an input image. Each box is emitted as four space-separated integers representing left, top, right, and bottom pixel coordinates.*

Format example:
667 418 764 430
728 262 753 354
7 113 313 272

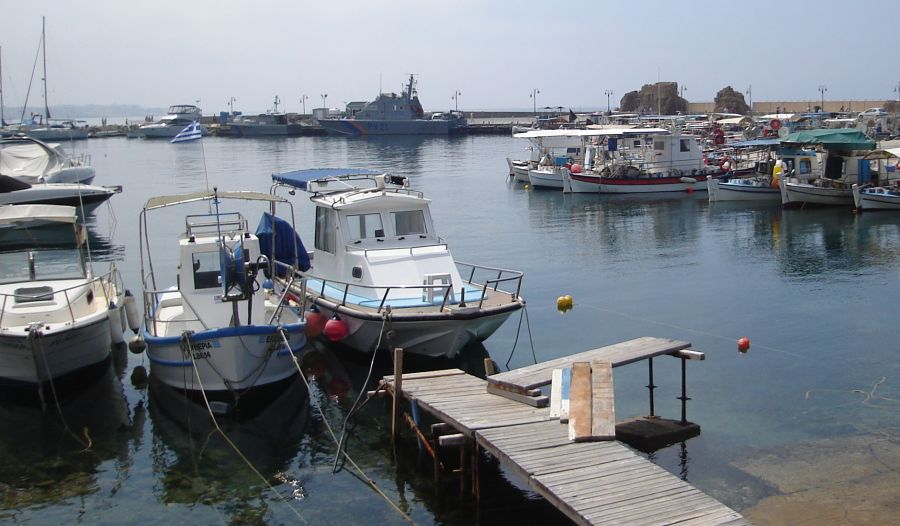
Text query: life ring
719 157 732 171
770 119 782 130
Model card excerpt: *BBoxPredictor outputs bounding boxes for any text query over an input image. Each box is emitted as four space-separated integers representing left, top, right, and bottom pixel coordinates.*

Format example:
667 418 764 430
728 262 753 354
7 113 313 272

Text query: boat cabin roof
144 190 287 210
514 127 669 139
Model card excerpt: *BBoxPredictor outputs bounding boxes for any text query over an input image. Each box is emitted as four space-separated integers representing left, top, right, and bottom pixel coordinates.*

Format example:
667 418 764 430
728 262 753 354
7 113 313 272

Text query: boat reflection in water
147 373 311 520
0 358 131 512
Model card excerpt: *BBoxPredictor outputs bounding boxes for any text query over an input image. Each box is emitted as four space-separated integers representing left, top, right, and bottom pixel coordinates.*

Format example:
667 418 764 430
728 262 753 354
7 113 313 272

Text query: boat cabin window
798 158 812 175
0 248 84 285
654 140 666 151
192 251 221 289
680 139 691 152
392 210 427 236
347 213 384 240
315 207 336 254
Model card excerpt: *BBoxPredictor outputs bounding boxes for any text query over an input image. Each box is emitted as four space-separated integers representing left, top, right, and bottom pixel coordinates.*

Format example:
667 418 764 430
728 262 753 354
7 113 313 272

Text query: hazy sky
3 0 898 114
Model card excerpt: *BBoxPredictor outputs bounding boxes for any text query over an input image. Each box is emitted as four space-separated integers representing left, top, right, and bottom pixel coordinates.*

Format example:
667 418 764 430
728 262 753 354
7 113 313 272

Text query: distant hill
3 104 167 120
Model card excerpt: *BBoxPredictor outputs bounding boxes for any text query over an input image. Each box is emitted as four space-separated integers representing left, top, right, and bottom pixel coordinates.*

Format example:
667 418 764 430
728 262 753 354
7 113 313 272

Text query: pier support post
391 348 403 445
647 357 657 417
677 356 691 423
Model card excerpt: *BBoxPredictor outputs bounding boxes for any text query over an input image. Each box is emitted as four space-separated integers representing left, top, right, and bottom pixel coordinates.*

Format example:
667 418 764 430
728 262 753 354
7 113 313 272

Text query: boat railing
296 261 523 313
139 283 207 337
333 185 424 204
185 212 247 238
0 265 121 328
67 152 91 167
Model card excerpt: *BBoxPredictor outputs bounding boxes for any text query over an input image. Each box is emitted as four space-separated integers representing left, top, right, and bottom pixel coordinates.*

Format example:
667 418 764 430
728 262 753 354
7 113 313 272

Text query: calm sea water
1 135 898 524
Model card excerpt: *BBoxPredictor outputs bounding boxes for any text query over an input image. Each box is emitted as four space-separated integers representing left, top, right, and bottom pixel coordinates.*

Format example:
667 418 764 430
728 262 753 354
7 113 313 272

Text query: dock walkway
384 337 750 526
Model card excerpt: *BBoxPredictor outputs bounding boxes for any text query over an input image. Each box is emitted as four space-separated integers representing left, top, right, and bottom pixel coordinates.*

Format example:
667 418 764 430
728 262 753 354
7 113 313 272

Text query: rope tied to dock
278 328 418 525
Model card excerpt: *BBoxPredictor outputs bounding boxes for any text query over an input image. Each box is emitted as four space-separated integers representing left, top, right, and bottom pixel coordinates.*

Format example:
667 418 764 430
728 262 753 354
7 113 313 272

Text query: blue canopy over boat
255 212 310 273
271 168 383 190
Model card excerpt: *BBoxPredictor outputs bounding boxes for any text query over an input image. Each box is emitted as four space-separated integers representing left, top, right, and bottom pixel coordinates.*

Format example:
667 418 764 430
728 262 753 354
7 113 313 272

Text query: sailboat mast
0 45 6 127
42 16 50 120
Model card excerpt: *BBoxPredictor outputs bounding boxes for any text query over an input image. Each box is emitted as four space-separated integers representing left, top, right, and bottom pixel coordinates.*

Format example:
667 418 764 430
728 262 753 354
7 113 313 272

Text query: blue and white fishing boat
136 190 307 409
271 169 525 358
852 147 900 211
317 75 466 136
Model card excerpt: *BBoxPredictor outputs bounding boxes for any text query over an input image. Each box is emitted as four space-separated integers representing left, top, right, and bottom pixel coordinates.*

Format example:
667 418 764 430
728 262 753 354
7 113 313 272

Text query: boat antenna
42 16 50 120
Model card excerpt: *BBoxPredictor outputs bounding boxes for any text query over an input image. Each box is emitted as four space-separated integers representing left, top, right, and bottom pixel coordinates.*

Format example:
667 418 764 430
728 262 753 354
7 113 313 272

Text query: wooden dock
382 337 750 526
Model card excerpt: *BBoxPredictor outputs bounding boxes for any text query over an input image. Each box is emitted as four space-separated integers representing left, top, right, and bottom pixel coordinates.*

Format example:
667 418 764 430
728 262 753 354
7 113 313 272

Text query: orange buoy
737 337 750 353
323 315 349 342
305 305 327 337
571 163 582 174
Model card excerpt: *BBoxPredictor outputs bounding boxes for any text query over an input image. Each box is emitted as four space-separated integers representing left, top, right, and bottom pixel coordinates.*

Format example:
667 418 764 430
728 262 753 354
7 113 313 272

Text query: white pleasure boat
0 134 95 184
136 190 307 409
0 204 126 390
135 105 206 139
271 168 526 358
0 174 120 213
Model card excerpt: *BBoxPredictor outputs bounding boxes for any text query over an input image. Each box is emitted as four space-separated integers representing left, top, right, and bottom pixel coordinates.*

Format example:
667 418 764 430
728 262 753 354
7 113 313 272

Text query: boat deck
383 337 750 525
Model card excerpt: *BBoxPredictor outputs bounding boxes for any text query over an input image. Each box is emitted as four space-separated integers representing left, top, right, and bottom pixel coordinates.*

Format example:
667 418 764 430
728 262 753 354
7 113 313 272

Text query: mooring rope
279 329 417 525
27 323 91 450
504 303 537 368
182 331 310 524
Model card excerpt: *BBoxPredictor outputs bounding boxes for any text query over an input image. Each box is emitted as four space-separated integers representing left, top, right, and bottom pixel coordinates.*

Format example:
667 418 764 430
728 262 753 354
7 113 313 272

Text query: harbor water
1 135 898 524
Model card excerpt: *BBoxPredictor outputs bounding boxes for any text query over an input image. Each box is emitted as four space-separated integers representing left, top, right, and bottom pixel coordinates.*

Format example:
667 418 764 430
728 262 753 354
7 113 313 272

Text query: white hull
0 316 111 385
780 180 853 207
312 298 515 358
528 168 565 188
852 185 900 210
146 325 306 393
0 183 118 213
506 158 531 183
21 127 89 141
708 177 781 202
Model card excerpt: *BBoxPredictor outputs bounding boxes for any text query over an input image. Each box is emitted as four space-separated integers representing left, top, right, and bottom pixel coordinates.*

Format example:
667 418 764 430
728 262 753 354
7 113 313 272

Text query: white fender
123 290 140 333
108 301 125 344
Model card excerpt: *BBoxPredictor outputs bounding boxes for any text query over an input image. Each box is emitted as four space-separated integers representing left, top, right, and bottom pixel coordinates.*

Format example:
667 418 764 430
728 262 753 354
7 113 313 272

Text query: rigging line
577 301 815 362
279 330 417 525
183 332 309 525
504 306 526 368
333 314 388 474
20 29 43 123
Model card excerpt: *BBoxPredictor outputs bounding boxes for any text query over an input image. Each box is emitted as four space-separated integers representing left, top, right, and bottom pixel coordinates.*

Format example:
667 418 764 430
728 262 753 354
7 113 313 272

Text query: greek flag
171 121 202 143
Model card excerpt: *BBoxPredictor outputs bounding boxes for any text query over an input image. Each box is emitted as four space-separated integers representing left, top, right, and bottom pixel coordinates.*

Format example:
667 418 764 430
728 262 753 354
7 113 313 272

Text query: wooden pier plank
568 363 592 441
590 360 615 440
488 337 691 392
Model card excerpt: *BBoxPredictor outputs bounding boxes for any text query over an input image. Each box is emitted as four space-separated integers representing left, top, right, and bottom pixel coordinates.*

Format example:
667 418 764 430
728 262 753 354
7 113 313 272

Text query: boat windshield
0 248 85 285
392 210 427 236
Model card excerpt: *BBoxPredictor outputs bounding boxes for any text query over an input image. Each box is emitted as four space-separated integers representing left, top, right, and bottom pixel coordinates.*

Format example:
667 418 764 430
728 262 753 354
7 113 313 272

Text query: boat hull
310 297 519 358
852 184 900 210
568 172 709 193
0 184 118 213
780 180 853 207
22 128 89 141
0 317 112 387
230 123 305 137
528 168 565 189
708 178 781 202
145 323 307 394
318 119 450 136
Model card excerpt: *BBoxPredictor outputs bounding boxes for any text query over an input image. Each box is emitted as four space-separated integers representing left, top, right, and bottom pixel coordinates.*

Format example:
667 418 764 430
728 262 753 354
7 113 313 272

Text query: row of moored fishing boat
0 158 525 414
507 125 900 211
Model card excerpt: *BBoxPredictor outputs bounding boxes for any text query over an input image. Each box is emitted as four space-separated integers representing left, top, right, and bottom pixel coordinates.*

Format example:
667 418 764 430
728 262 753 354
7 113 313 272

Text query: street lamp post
530 88 540 114
818 85 827 112
604 90 613 113
452 90 461 112
300 94 308 115
746 85 752 116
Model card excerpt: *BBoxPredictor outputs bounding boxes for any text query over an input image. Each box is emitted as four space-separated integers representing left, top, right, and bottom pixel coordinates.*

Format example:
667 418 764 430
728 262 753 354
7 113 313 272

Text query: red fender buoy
737 337 750 353
323 315 349 342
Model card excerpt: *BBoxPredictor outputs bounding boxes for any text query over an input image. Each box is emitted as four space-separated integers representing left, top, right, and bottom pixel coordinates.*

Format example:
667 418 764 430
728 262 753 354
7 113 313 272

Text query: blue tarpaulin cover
272 168 382 190
256 212 310 273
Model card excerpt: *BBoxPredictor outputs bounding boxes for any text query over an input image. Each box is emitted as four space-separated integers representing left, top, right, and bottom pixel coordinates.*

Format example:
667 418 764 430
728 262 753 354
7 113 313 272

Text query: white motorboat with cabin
0 204 126 390
271 169 525 358
1 134 95 184
852 147 900 211
0 174 120 213
508 129 585 185
777 129 876 208
135 105 206 139
136 190 307 408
